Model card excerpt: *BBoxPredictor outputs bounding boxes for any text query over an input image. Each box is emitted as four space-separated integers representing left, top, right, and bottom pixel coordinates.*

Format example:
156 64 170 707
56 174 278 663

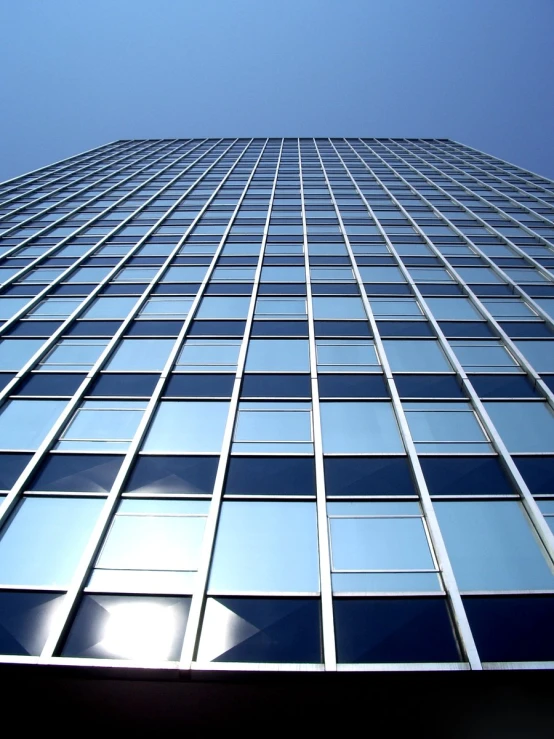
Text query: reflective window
143 401 230 452
359 266 406 282
0 399 67 450
0 297 31 320
138 297 193 319
175 339 241 371
0 497 103 587
114 267 158 283
408 267 454 283
255 297 307 318
424 298 482 320
212 267 256 281
404 401 491 453
513 340 554 372
83 297 139 319
39 339 109 371
435 501 554 590
480 299 538 320
105 338 175 371
450 339 522 373
57 400 146 452
310 267 354 282
484 401 554 453
66 267 112 283
163 266 209 282
312 297 366 320
196 296 250 319
233 401 313 452
29 298 84 319
383 340 452 372
208 501 319 592
245 339 309 372
261 266 305 282
369 298 422 318
321 401 404 453
90 499 210 594
316 339 379 371
0 339 44 371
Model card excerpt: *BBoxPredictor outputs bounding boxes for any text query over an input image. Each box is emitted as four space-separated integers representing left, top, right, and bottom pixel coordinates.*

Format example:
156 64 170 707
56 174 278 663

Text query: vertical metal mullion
0 140 198 282
300 138 337 670
0 138 240 527
0 140 212 337
347 138 554 565
317 138 481 670
38 137 260 661
180 138 281 668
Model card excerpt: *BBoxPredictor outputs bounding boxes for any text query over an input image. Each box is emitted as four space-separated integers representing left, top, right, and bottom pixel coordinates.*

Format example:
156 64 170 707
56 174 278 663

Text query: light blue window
175 339 241 371
450 340 521 373
404 401 491 453
0 269 19 283
316 339 380 371
383 340 452 372
310 267 354 282
90 499 210 594
255 297 307 318
143 401 230 453
66 267 112 283
0 297 32 320
208 501 319 593
261 266 305 282
424 297 482 320
321 401 404 453
504 268 551 284
408 267 455 283
308 243 348 256
534 299 554 320
359 266 406 283
246 339 310 372
163 266 209 282
196 296 250 319
139 297 193 319
513 340 554 372
83 297 139 319
233 401 313 453
480 299 538 320
39 339 108 371
312 296 366 320
57 400 147 452
28 298 84 319
21 268 65 284
56 244 91 257
394 244 433 256
114 267 159 283
0 497 104 587
212 267 256 281
456 267 504 284
328 501 439 592
369 298 422 318
105 339 175 371
138 244 174 257
484 401 554 453
0 399 67 450
435 501 554 591
0 339 44 371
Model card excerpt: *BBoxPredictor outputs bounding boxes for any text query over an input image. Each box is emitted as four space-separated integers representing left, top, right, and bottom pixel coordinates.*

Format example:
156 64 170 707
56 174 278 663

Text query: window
480 299 538 320
383 340 452 372
261 266 305 282
66 267 112 283
316 339 379 372
513 340 554 372
435 501 554 590
175 339 241 372
359 266 406 282
212 267 256 281
138 297 193 319
114 267 159 283
142 401 230 453
310 267 354 282
38 339 109 371
0 339 44 371
328 501 438 592
0 497 103 587
195 296 250 319
245 339 309 372
105 338 175 371
0 399 67 450
455 267 504 284
312 297 367 319
56 400 146 452
369 298 422 318
90 499 210 594
424 298 482 320
403 401 491 453
409 267 454 283
162 266 209 282
255 297 307 318
233 402 313 452
208 501 319 592
484 401 554 453
321 401 404 453
450 340 522 373
0 297 31 320
83 297 139 319
28 298 84 319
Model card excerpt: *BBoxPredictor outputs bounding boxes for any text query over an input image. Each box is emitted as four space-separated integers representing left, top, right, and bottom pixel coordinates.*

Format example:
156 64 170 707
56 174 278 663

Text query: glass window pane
450 340 521 373
245 339 309 371
233 402 313 452
485 401 554 453
435 501 554 590
208 501 319 592
0 399 67 450
0 339 44 371
39 339 108 371
312 297 366 319
143 401 230 452
83 297 139 320
57 400 146 452
176 339 241 371
196 296 250 319
404 402 490 453
105 339 175 371
513 340 554 372
255 297 307 318
0 497 103 587
424 298 482 320
383 340 452 372
316 339 379 371
321 401 404 453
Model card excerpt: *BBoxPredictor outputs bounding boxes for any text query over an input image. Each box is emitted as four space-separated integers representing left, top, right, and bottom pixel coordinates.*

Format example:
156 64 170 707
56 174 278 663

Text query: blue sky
1 0 553 181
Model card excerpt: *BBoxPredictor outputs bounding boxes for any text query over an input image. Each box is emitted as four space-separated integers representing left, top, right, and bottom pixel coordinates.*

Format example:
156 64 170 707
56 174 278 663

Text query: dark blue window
89 374 159 397
125 455 219 495
0 453 33 489
164 374 234 398
29 453 123 493
514 456 554 494
318 374 388 398
17 373 85 397
420 456 513 496
469 374 539 398
324 456 415 496
189 321 246 337
241 374 311 398
225 456 316 496
394 375 465 398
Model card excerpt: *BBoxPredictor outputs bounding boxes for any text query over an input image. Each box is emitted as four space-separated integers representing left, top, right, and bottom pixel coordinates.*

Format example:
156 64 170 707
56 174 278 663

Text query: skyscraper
0 138 553 694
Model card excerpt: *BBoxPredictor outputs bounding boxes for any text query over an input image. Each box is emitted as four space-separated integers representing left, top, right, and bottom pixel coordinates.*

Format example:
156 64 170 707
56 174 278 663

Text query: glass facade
0 137 553 671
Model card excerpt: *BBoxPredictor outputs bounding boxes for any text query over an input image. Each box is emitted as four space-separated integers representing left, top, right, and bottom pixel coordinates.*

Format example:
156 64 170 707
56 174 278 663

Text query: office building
0 138 553 693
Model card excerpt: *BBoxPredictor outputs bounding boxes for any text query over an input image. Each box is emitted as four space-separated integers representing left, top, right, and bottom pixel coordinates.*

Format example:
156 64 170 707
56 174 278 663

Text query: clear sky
1 0 553 182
